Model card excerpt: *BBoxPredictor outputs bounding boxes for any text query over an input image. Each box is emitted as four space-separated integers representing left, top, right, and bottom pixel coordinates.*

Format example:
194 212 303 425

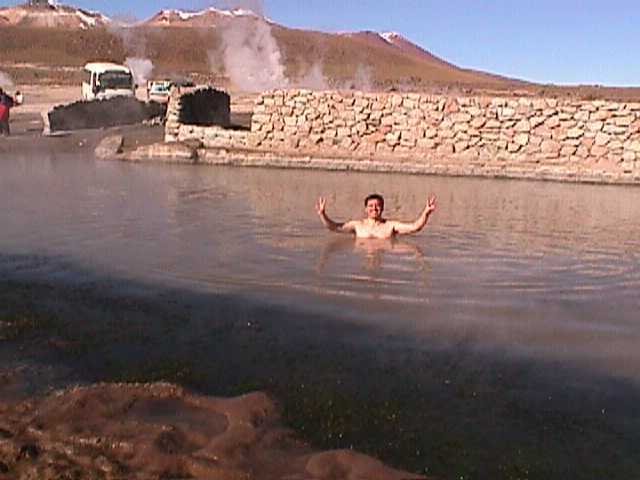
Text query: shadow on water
1 253 640 480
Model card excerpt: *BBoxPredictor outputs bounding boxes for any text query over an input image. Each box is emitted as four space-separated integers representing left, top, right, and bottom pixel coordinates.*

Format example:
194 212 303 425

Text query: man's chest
354 221 395 238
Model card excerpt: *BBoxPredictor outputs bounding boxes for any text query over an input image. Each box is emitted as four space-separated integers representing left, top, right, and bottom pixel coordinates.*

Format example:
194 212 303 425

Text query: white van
81 62 135 101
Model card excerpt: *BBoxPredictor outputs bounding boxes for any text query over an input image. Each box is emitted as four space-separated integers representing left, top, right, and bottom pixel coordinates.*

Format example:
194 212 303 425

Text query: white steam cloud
217 17 288 92
167 0 378 93
108 24 147 56
108 24 154 86
348 65 375 92
126 57 154 85
295 63 329 91
0 71 15 90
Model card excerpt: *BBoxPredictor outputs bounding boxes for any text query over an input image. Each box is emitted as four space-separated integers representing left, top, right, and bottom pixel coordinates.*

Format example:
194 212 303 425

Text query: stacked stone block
251 90 640 170
164 87 183 143
178 125 248 149
167 88 640 183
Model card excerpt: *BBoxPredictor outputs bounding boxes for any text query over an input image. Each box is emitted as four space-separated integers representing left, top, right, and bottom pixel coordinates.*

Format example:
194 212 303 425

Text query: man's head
364 193 384 220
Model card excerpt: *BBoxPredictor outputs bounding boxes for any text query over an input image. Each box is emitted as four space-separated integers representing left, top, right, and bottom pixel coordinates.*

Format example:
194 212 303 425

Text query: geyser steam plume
0 71 15 90
125 57 154 86
217 16 289 92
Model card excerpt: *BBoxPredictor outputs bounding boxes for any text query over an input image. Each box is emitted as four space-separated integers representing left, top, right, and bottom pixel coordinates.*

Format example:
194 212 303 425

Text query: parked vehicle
82 62 135 101
146 78 195 103
146 80 172 103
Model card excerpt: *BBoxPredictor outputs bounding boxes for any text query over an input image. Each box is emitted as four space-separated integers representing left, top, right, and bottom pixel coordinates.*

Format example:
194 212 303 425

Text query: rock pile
48 97 165 132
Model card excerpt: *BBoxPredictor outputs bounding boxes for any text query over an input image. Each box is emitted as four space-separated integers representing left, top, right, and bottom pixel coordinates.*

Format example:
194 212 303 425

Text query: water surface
2 155 639 378
2 152 640 479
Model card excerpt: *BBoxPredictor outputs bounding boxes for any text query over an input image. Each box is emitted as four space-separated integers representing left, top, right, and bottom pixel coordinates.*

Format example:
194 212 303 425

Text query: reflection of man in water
316 193 437 239
317 234 427 273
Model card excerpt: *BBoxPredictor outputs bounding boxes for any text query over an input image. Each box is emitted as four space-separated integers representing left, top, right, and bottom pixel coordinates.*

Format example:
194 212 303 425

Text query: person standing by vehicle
0 87 16 136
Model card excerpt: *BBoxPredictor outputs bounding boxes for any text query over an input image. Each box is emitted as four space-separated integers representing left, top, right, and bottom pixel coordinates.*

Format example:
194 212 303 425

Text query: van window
98 71 133 90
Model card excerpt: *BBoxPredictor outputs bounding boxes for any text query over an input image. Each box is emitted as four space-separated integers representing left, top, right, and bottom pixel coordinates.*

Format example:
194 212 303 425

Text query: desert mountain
143 7 259 28
0 2 519 91
0 0 109 29
379 31 455 67
2 2 639 99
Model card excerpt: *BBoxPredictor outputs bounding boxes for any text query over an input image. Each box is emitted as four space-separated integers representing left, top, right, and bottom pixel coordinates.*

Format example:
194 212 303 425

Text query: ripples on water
1 156 640 381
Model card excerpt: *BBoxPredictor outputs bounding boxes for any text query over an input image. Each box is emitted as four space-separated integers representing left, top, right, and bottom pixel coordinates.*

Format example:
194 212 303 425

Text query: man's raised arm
316 197 356 233
391 195 437 235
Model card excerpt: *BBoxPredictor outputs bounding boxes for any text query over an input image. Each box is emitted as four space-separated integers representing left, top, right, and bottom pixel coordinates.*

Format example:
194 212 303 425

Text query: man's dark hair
364 193 384 208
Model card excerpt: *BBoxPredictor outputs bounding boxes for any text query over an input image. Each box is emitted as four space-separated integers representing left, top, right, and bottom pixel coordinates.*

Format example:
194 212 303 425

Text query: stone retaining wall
169 88 640 184
164 87 230 142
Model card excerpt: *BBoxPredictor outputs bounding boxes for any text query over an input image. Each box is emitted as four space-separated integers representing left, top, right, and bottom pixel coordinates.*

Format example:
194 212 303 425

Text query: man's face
365 198 383 220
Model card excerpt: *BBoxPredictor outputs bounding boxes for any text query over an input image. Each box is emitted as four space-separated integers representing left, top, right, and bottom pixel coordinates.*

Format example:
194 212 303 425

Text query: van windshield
98 71 133 90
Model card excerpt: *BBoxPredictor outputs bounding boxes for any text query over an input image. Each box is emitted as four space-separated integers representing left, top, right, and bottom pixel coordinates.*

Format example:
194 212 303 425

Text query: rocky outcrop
49 97 165 132
124 142 199 163
95 136 199 163
94 134 124 159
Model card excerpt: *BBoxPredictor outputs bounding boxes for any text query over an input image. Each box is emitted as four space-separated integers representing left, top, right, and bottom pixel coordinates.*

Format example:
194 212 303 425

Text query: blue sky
2 0 639 86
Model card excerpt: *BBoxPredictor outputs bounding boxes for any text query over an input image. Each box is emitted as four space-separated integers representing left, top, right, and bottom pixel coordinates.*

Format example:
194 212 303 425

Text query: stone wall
169 88 640 184
164 87 230 142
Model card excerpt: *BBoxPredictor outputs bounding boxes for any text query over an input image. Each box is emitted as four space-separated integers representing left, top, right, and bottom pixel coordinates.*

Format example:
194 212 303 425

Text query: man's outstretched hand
316 197 326 216
426 195 437 214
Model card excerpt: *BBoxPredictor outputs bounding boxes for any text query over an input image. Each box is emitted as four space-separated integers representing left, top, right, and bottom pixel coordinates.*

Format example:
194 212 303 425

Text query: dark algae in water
2 272 639 480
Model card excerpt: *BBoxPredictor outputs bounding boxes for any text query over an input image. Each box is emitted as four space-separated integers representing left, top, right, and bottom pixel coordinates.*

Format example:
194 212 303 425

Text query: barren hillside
1 2 639 100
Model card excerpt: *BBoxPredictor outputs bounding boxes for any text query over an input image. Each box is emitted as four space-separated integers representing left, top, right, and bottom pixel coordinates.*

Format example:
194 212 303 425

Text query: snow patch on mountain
380 31 401 44
0 2 111 29
157 7 259 21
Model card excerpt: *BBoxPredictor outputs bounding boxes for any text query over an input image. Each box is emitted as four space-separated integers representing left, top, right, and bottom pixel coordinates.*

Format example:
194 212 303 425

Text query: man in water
316 193 437 239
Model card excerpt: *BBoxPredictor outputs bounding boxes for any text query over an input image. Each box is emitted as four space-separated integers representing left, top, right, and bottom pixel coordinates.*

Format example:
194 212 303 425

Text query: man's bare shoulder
339 219 360 232
345 219 364 227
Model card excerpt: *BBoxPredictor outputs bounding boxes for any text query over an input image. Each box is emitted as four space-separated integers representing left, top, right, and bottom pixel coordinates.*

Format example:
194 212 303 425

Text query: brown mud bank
0 379 420 480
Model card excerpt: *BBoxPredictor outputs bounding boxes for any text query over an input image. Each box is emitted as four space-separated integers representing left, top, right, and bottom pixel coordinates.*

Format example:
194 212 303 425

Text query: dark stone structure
48 97 166 132
178 88 230 127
